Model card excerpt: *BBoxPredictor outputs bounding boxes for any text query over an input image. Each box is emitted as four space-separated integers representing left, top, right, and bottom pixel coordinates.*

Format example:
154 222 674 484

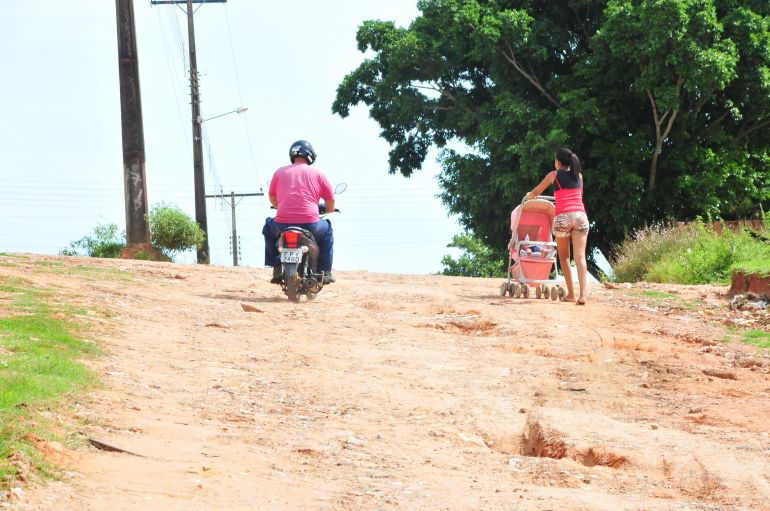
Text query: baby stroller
500 195 566 300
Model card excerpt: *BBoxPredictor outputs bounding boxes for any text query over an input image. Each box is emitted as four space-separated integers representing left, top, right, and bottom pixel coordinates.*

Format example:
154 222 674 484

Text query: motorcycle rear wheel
286 273 301 302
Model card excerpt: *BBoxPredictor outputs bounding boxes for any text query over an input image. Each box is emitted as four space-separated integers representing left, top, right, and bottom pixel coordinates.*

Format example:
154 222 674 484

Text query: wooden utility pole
151 0 226 264
205 191 263 266
115 0 151 249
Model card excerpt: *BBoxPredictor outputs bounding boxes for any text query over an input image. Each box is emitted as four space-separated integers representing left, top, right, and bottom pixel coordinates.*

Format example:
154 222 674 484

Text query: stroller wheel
543 284 550 300
550 286 558 301
521 285 530 299
499 282 509 297
558 286 567 300
535 286 542 299
513 283 521 298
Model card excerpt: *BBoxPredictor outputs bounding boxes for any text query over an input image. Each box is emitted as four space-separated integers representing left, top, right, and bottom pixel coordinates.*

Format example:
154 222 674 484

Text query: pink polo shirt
269 162 334 224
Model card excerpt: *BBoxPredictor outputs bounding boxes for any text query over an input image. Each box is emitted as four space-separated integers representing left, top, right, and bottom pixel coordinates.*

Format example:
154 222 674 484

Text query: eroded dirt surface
3 254 770 510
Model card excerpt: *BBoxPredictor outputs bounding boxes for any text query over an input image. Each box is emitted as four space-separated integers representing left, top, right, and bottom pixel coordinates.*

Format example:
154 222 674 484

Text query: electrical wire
155 6 193 153
222 3 263 190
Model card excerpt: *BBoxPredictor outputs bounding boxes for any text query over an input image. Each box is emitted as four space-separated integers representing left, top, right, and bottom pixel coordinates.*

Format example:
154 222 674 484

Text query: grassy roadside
611 220 770 284
0 274 100 491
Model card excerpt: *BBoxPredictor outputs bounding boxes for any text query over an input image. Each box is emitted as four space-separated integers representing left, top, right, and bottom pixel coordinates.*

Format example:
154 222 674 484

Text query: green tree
333 0 770 257
61 223 125 258
147 204 205 257
440 232 507 277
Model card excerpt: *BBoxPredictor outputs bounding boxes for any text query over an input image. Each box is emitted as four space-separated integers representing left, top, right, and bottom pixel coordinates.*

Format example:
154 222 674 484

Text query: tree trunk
646 85 680 193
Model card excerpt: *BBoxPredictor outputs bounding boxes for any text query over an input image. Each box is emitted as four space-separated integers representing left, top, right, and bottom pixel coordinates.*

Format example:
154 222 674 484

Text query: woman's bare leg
571 231 588 304
556 236 575 301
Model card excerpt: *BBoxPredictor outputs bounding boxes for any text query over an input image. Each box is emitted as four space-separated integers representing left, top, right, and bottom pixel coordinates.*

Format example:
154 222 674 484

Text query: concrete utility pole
186 0 209 264
115 0 151 250
151 0 226 264
205 191 263 266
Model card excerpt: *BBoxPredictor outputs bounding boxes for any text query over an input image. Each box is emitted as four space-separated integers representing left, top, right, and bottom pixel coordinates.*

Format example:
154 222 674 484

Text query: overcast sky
0 1 464 274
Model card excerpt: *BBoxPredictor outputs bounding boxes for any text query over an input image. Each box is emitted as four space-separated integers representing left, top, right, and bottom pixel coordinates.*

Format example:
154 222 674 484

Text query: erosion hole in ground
448 319 497 334
520 418 567 460
572 447 627 468
418 318 498 336
520 417 627 469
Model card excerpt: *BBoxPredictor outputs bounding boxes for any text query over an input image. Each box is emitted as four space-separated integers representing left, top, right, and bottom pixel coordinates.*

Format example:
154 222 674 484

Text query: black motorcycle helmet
289 140 317 164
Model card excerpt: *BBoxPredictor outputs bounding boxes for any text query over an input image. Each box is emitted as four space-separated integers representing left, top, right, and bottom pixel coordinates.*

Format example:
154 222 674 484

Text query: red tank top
553 171 585 215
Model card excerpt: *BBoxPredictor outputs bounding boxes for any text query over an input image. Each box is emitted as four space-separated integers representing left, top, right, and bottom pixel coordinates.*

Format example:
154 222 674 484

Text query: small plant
440 233 506 278
60 223 125 258
147 203 205 257
740 330 770 349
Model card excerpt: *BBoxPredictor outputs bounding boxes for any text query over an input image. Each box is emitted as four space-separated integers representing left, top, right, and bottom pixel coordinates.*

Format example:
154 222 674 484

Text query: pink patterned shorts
553 211 590 238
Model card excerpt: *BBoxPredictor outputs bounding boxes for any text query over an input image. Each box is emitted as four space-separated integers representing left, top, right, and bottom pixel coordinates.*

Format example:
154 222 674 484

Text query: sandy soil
2 254 770 511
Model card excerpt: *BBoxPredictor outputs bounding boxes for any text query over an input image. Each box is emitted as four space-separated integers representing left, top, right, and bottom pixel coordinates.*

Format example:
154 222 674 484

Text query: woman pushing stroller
525 148 589 305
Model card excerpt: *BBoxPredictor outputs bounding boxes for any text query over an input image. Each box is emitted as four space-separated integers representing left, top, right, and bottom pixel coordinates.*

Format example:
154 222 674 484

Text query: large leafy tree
333 0 770 255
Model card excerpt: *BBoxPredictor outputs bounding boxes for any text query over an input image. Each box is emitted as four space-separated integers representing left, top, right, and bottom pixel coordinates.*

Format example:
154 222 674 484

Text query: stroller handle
522 195 554 204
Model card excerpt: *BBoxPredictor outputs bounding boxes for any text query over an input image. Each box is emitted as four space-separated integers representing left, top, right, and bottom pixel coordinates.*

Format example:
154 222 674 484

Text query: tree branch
571 6 593 50
646 78 682 192
737 118 770 142
501 40 562 109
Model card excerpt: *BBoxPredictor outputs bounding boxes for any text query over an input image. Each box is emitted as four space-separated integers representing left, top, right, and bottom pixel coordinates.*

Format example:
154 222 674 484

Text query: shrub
611 222 692 282
147 203 205 256
440 233 506 278
60 223 125 258
646 223 734 284
612 219 770 284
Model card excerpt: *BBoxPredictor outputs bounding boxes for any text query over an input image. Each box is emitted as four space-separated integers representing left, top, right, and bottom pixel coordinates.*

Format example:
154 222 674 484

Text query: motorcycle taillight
284 231 301 248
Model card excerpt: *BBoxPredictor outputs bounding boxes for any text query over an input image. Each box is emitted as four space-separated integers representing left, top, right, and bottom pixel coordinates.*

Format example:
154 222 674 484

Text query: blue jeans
262 217 334 272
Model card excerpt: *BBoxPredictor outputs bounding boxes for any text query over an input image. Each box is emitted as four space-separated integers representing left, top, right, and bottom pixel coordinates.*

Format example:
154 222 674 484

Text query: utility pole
186 0 208 264
115 0 151 250
205 191 263 266
150 0 226 264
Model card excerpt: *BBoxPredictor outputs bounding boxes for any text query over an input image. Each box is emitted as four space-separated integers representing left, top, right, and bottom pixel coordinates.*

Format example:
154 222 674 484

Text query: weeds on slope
612 220 770 284
0 275 99 490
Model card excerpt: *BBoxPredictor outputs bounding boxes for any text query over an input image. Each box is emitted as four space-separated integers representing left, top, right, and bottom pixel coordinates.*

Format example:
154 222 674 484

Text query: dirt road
5 255 770 510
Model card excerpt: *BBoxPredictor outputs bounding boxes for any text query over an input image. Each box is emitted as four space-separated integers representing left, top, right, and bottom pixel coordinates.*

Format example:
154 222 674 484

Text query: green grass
0 276 99 488
52 264 132 281
640 290 678 299
1 255 133 281
731 258 770 277
32 260 65 268
622 289 700 310
612 220 770 284
740 330 770 349
0 254 27 268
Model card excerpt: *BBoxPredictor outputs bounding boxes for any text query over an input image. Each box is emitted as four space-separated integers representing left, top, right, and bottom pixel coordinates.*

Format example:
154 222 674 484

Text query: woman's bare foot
563 294 576 302
576 296 587 305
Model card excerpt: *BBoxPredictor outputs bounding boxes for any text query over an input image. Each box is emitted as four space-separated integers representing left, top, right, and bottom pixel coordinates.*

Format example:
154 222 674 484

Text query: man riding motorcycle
262 140 336 284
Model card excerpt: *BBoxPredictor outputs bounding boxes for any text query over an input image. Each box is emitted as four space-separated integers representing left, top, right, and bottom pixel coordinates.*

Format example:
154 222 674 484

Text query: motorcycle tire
286 273 301 303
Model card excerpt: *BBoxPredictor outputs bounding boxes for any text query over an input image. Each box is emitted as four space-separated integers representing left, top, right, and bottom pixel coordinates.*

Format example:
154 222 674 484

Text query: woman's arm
525 172 555 200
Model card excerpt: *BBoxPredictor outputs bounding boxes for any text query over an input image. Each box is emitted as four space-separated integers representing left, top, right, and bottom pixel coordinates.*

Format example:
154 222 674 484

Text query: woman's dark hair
555 147 582 176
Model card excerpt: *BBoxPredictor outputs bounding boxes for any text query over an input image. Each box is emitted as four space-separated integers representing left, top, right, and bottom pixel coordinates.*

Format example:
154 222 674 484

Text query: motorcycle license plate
280 249 302 264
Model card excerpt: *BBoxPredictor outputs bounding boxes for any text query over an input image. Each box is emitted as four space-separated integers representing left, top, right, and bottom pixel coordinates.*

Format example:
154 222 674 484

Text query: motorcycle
274 184 345 302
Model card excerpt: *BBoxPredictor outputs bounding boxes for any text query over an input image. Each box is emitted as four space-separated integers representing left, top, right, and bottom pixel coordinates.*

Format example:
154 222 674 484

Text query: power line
154 6 192 153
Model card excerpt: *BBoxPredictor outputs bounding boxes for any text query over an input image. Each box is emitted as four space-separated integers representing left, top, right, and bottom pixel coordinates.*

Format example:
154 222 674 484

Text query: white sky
0 0 463 274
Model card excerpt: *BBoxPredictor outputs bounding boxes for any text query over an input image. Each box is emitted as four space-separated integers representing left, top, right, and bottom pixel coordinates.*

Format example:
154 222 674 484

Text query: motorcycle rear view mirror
334 183 347 195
